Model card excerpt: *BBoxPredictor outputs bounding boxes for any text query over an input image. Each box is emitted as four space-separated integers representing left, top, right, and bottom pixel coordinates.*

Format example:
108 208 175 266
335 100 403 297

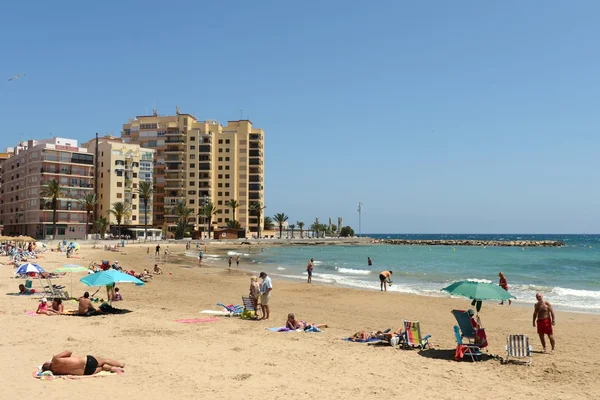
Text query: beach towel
174 318 220 324
266 327 322 333
199 310 230 316
25 311 40 316
343 337 382 343
32 370 122 380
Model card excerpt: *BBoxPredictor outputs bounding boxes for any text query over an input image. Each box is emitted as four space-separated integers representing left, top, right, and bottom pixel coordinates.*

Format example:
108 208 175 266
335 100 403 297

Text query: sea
188 234 600 314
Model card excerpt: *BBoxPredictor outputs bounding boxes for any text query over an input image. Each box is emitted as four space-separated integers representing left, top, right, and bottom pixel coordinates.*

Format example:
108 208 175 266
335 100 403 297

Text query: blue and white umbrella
16 263 45 275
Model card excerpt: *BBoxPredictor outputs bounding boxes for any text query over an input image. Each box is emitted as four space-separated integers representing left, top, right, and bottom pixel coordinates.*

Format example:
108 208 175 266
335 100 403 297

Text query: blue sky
1 1 599 233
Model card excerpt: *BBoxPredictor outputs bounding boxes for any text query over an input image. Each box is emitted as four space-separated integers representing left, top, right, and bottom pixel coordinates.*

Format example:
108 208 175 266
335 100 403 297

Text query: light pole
357 202 363 237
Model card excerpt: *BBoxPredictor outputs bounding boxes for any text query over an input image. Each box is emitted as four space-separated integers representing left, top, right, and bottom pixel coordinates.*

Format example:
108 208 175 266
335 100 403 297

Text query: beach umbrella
442 280 515 302
56 264 88 295
16 263 46 294
80 270 145 287
16 263 45 275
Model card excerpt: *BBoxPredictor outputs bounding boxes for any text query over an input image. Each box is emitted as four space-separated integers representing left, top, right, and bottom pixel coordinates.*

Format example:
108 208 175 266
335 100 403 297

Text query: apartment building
121 109 264 235
0 138 94 239
82 136 155 232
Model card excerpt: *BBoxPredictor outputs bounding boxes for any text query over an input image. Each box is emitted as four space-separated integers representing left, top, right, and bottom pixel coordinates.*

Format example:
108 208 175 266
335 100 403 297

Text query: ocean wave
335 267 371 275
277 266 285 271
227 251 249 256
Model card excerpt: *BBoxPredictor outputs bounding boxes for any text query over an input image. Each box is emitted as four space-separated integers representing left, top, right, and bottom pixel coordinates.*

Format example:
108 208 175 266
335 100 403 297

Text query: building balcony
249 158 263 166
198 145 211 153
249 166 262 174
249 134 262 141
248 183 263 191
165 138 186 144
249 149 263 157
249 175 261 183
165 146 184 154
249 192 262 200
165 173 184 181
198 162 211 171
165 181 184 189
198 182 211 189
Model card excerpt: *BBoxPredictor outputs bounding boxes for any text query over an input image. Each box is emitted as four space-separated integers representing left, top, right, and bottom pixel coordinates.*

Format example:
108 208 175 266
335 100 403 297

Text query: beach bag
241 310 255 320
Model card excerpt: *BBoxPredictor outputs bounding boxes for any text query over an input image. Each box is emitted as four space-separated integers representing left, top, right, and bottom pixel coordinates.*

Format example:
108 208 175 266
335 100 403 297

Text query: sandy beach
1 242 599 400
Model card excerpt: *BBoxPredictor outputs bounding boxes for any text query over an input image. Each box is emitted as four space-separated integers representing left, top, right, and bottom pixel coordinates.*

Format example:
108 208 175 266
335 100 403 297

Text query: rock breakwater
377 239 564 247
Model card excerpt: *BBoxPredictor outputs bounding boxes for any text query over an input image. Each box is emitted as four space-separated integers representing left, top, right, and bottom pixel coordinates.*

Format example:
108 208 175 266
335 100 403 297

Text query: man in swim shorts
533 292 556 353
379 270 393 292
41 350 124 375
306 258 314 283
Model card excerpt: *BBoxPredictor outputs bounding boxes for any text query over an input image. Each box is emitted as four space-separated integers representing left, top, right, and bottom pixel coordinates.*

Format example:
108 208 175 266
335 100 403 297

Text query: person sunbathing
348 328 402 343
18 284 36 294
285 313 328 331
41 350 124 375
37 298 59 316
51 298 64 314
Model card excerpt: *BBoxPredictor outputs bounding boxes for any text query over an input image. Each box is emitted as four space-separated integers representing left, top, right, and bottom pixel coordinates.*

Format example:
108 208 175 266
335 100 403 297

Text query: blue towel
266 327 289 332
343 337 382 343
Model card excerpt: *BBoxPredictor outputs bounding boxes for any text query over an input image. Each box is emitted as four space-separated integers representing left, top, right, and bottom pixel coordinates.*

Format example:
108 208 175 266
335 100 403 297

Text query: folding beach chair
216 303 243 317
400 320 431 350
241 296 257 319
451 309 488 349
454 325 482 362
505 334 532 366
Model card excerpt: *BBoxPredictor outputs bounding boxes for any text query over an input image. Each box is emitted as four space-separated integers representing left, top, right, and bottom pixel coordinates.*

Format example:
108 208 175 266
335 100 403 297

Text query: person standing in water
236 255 240 267
498 272 512 305
228 256 232 269
379 270 393 292
306 258 314 283
367 257 372 266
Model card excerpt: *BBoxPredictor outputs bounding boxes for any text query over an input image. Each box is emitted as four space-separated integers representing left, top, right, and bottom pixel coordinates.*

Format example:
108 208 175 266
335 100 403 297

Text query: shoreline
178 249 599 315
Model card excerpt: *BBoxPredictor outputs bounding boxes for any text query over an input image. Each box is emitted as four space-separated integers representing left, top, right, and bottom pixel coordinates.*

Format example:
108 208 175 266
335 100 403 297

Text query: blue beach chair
454 325 482 362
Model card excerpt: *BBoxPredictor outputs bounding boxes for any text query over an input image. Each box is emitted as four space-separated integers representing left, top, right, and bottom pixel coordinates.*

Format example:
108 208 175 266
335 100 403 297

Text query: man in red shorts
533 292 556 353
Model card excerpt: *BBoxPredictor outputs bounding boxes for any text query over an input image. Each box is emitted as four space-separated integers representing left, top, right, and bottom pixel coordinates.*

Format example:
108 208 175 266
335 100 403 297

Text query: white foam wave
552 287 600 299
335 267 371 275
277 266 285 271
226 251 249 256
466 278 493 284
312 261 323 265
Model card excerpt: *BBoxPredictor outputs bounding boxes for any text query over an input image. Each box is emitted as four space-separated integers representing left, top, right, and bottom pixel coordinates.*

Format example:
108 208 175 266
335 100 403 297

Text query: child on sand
113 288 123 301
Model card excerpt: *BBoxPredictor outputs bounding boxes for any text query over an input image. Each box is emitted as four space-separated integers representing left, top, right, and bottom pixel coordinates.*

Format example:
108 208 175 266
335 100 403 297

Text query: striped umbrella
56 264 88 295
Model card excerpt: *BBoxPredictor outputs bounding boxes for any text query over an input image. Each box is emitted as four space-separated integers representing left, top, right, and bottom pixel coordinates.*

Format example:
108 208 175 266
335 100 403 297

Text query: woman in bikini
286 313 328 330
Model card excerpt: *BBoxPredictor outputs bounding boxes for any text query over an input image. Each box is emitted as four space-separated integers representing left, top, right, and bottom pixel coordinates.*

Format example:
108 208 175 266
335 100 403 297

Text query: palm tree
297 221 305 238
94 217 109 238
136 181 154 241
77 193 97 237
289 224 296 238
250 201 266 238
273 213 289 239
225 199 240 222
263 216 274 231
106 202 130 237
39 179 65 239
310 221 320 238
171 201 194 239
226 219 242 229
199 200 219 238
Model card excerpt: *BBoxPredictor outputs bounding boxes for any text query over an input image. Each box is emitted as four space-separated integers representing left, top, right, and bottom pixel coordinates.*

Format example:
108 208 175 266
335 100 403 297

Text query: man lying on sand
349 328 404 345
42 350 125 375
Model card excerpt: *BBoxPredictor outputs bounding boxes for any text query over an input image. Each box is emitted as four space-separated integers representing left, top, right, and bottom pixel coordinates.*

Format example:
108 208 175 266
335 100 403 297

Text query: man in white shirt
259 272 273 320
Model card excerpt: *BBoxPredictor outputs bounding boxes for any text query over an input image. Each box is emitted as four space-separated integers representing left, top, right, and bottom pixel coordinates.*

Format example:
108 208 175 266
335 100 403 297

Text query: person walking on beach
155 244 160 257
198 249 203 265
498 272 512 305
259 272 272 320
236 255 240 267
379 270 393 292
306 258 314 283
533 293 556 353
368 257 372 266
228 257 232 269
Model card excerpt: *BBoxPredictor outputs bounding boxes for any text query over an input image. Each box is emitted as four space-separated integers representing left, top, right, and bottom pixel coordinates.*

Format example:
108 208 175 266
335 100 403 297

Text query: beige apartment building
82 136 155 235
0 138 94 239
121 109 264 235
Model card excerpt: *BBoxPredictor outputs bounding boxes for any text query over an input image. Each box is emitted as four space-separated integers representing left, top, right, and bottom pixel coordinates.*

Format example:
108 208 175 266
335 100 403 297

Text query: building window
218 148 223 153
225 209 229 214
218 183 223 188
190 146 195 150
218 166 223 170
190 136 196 141
225 157 230 161
69 227 75 232
218 218 223 223
189 172 195 178
218 139 223 144
218 157 223 162
225 174 230 179
190 163 195 168
218 174 223 179
189 181 195 186
132 215 137 220
190 154 195 159
190 199 195 204
117 193 123 198
225 192 230 196
132 205 137 210
218 200 223 205
225 148 230 153
225 139 230 144
225 183 229 188
218 192 223 196
117 182 123 187
225 166 230 170
133 173 138 178
101 172 104 178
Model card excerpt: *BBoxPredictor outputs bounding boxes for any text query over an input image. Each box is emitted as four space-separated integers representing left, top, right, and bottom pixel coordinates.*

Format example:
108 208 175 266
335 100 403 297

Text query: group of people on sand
248 272 272 320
